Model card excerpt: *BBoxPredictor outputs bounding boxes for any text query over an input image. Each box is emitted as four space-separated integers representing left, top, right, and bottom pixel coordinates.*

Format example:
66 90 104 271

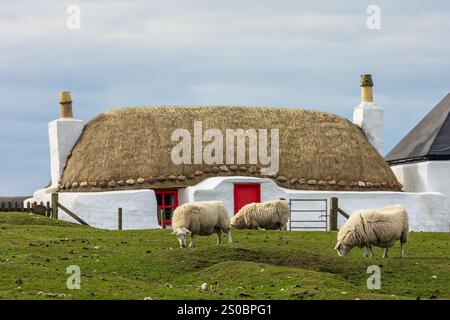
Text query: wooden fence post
46 201 51 217
51 193 58 219
118 208 123 230
330 197 338 231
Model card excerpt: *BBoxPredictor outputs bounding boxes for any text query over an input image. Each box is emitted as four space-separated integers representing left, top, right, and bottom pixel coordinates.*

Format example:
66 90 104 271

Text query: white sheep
230 199 290 230
334 204 409 258
171 201 232 248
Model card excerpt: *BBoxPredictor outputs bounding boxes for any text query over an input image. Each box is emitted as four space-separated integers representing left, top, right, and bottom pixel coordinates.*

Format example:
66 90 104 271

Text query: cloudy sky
1 0 449 195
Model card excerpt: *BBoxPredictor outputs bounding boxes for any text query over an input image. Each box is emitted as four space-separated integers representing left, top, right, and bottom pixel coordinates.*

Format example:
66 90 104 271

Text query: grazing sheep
334 204 409 258
171 201 232 248
230 199 290 230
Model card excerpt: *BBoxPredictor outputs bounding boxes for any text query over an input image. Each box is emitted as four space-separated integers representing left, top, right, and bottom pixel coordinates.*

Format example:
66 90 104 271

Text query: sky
0 0 449 196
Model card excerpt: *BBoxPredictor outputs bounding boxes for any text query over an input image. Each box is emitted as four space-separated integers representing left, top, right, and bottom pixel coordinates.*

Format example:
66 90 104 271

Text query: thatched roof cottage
26 75 448 231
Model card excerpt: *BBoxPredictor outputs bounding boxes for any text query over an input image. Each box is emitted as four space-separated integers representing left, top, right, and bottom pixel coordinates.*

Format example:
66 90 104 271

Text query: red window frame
233 183 261 214
155 190 178 227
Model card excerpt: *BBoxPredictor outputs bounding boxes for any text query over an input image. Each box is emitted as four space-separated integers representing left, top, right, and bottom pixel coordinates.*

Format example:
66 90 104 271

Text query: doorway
233 183 261 214
155 190 178 227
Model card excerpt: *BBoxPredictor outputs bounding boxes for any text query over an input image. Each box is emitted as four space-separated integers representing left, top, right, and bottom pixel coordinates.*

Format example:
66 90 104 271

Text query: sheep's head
230 215 244 229
334 241 352 256
171 227 191 248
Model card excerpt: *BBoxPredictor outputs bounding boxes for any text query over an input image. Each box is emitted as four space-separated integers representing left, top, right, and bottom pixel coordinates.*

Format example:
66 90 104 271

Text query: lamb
171 201 232 248
334 204 409 258
230 198 290 230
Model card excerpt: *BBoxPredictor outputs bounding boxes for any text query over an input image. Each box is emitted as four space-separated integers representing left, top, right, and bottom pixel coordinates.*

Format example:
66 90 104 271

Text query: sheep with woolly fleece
334 204 409 258
171 201 232 248
230 199 290 230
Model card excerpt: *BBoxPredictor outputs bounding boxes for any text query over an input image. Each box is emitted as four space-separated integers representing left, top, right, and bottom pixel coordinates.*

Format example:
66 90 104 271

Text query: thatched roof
60 106 401 192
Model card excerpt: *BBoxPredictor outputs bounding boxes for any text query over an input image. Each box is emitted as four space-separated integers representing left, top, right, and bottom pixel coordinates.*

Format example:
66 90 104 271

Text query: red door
155 190 178 227
233 183 261 214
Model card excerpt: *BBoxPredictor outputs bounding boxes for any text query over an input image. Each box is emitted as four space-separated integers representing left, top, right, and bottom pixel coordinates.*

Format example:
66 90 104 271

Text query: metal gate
288 199 328 231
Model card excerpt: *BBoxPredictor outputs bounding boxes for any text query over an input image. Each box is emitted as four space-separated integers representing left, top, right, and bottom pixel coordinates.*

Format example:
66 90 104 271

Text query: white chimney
49 91 84 186
353 74 384 154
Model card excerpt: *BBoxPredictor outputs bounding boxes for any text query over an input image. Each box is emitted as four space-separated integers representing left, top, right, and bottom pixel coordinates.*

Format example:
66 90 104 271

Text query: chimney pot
360 74 373 87
360 74 374 102
59 91 73 118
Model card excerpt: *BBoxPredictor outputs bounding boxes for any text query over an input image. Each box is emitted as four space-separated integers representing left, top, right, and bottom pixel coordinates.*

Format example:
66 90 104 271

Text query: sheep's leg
362 247 369 258
216 231 222 246
189 234 195 248
382 247 389 259
227 231 233 244
400 242 405 258
369 245 375 258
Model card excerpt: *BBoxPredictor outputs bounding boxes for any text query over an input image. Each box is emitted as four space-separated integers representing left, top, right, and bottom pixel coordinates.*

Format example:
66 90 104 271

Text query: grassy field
0 212 448 300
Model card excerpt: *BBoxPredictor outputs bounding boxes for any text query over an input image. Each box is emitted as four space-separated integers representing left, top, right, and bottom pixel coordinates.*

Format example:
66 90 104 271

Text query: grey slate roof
386 93 450 164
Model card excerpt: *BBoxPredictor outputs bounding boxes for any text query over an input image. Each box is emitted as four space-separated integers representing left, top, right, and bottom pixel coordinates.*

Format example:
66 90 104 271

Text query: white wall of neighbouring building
391 161 450 194
390 160 450 231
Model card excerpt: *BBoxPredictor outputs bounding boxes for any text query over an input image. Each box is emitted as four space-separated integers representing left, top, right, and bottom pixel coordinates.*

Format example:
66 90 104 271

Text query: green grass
0 212 449 300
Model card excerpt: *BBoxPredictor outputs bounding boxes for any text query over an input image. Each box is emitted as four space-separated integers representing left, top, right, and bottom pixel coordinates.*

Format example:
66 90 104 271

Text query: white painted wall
391 161 450 193
57 190 157 229
24 185 57 206
180 176 449 232
25 189 157 230
24 118 85 207
49 118 84 186
391 160 450 231
353 101 384 153
25 176 448 232
179 176 284 216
